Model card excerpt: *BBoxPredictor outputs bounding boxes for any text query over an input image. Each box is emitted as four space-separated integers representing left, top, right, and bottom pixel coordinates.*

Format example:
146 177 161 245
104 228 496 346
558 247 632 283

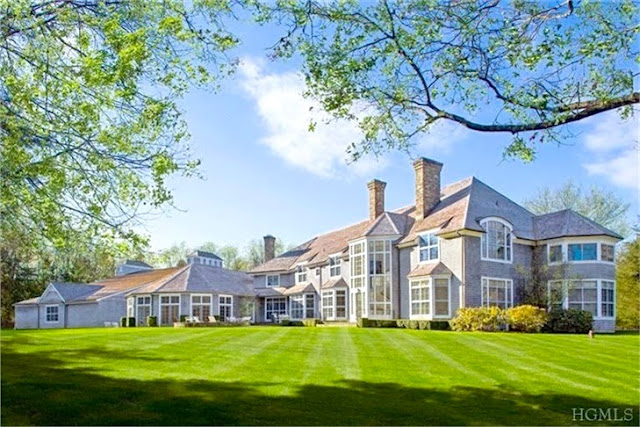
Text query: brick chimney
413 157 442 220
263 235 276 262
367 179 386 220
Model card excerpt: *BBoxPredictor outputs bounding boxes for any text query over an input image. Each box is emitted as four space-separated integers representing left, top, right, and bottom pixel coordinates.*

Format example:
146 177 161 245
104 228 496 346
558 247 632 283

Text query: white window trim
265 274 280 287
159 294 181 326
547 279 615 320
480 217 513 264
367 238 393 320
45 304 60 323
545 239 617 265
191 293 213 318
265 296 287 321
329 255 342 277
218 294 233 315
417 229 440 264
547 244 564 265
481 277 514 308
322 290 335 320
295 262 308 284
409 278 431 320
409 275 451 320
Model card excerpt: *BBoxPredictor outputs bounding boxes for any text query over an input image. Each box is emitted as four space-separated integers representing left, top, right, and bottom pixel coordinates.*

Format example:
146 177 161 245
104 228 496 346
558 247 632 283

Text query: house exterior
14 252 255 329
14 158 621 331
249 158 621 332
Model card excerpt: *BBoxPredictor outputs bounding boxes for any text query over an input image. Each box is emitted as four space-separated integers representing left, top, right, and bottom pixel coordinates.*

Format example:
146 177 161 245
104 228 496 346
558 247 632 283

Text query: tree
263 0 639 161
523 180 630 236
244 238 293 269
1 0 239 258
616 238 639 330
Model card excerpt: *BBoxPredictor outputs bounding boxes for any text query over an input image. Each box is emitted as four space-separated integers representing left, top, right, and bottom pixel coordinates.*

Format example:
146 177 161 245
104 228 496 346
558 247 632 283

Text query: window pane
568 244 581 261
435 301 448 316
601 245 614 262
549 245 562 263
583 244 597 260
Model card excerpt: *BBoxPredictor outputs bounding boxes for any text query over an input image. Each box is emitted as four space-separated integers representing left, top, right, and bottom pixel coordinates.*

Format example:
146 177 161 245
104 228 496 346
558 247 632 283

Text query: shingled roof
191 250 222 260
533 209 622 240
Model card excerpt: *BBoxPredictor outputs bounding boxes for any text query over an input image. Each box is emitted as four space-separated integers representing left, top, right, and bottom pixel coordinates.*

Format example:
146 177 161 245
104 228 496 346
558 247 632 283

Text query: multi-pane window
368 240 392 318
568 243 597 261
548 245 563 263
127 297 134 317
350 241 366 289
601 281 615 318
481 219 512 262
219 295 232 321
410 279 430 317
336 290 347 318
482 278 513 309
548 280 565 310
322 291 334 319
45 305 59 322
305 294 315 318
290 295 304 319
295 265 307 284
192 295 211 320
434 278 450 316
329 256 341 277
136 296 151 326
160 295 180 325
418 232 439 262
601 244 614 262
568 280 597 316
266 274 280 287
265 297 287 321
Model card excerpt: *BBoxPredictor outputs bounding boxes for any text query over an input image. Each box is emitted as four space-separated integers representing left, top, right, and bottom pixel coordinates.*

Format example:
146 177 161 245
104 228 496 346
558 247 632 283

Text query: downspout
457 231 466 309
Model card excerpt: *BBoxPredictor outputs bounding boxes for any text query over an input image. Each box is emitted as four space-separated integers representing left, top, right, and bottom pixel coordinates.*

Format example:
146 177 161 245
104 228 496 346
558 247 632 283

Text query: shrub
127 317 136 327
543 309 593 333
281 320 304 327
120 317 127 328
506 305 547 332
396 320 451 330
302 319 318 327
451 307 506 332
146 316 157 327
179 315 188 322
429 321 451 331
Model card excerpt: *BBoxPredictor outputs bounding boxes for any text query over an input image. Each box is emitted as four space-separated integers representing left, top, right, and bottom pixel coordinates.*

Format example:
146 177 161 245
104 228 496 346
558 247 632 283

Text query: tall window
568 243 597 261
266 275 280 287
45 305 59 322
434 278 450 316
418 232 439 262
305 294 315 318
368 240 391 318
192 295 211 320
568 280 597 316
160 295 180 325
336 290 347 318
350 241 366 289
295 265 307 284
482 278 513 309
601 281 615 318
127 297 134 317
548 245 563 263
322 291 334 319
290 295 304 319
410 279 430 317
265 297 287 321
136 296 151 326
601 244 614 262
219 295 232 321
481 219 512 262
548 281 565 310
329 256 341 277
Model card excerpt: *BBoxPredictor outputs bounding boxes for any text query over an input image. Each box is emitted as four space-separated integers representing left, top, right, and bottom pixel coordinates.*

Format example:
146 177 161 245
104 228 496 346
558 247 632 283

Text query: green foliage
451 307 506 332
523 181 630 237
357 318 397 328
1 0 240 273
127 317 136 328
264 1 639 161
280 319 304 327
543 309 593 334
120 317 127 328
505 305 548 333
179 315 188 323
396 319 451 330
616 239 640 329
146 316 158 327
302 319 318 327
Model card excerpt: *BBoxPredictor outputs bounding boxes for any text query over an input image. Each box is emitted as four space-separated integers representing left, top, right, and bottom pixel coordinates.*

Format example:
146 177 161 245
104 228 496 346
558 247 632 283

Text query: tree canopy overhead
265 0 639 161
1 0 239 253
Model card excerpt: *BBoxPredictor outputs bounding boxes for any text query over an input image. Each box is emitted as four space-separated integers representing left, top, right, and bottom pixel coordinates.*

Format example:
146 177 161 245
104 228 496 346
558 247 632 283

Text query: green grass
1 327 638 426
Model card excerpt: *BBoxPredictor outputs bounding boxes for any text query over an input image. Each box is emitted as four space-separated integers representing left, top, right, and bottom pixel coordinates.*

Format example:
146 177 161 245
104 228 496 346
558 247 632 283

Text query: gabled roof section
364 212 407 236
533 209 623 240
52 283 104 302
322 277 348 289
407 262 453 278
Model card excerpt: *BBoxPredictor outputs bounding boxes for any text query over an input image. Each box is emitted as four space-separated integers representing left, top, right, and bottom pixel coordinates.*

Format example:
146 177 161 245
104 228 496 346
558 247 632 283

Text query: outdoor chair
208 316 218 323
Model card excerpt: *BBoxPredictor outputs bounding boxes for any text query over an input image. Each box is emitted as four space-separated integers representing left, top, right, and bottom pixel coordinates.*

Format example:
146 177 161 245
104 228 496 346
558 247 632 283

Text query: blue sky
139 20 639 251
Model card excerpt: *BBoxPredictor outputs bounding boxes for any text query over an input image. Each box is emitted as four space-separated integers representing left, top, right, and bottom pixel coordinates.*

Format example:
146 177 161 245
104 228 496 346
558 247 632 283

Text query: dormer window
296 264 307 283
266 274 280 287
418 231 439 262
329 255 341 277
481 218 512 263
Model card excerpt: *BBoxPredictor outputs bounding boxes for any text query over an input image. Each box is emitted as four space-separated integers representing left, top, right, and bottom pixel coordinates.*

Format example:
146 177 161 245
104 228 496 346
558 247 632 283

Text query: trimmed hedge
127 317 136 327
120 317 127 328
146 316 157 327
505 305 547 332
357 318 398 328
358 318 451 330
302 319 319 327
450 307 506 332
281 319 304 327
179 315 188 323
543 309 593 333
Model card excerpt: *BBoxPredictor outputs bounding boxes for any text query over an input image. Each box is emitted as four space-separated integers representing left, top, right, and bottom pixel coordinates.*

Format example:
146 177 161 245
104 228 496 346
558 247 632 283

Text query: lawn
1 327 638 426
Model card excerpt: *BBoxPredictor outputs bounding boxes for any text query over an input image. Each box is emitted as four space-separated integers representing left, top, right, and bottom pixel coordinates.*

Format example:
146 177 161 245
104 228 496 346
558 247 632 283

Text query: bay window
568 243 597 261
481 277 513 309
547 279 615 318
481 218 512 262
548 245 563 263
601 244 614 262
322 291 334 319
409 277 451 319
290 294 315 319
601 281 615 318
368 240 391 318
410 279 430 317
265 297 286 322
568 280 597 316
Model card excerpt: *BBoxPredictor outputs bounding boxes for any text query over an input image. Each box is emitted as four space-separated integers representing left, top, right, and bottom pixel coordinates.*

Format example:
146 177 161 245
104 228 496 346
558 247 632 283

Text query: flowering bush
505 305 547 332
451 307 506 332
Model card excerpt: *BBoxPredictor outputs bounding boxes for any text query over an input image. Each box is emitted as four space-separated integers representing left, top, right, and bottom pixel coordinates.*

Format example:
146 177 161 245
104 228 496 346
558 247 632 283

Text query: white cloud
582 111 639 190
238 57 459 178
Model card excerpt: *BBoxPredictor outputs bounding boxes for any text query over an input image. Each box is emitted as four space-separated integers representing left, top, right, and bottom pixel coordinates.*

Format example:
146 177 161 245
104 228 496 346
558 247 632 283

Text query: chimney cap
263 234 275 239
367 179 387 187
413 157 443 168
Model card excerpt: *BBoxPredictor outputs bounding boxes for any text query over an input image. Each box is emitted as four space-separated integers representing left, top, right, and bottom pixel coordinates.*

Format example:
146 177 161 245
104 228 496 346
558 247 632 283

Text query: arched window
480 218 513 263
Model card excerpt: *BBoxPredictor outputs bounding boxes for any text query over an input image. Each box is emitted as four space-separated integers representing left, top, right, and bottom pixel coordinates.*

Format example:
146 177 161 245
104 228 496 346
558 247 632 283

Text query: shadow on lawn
1 346 637 426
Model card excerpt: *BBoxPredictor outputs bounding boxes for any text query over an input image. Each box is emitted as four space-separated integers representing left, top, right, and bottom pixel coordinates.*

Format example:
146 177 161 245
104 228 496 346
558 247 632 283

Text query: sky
139 18 640 252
